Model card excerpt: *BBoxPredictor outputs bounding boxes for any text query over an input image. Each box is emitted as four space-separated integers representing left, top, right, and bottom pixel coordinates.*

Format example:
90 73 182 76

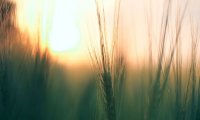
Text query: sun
49 26 80 52
15 0 81 52
48 16 80 52
48 0 81 52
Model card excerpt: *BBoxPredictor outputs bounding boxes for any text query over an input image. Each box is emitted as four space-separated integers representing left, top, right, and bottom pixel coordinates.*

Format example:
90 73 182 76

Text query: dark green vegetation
1 0 200 120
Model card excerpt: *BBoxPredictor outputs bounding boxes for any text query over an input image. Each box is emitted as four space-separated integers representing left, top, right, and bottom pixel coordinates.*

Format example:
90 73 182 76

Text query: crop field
0 0 200 120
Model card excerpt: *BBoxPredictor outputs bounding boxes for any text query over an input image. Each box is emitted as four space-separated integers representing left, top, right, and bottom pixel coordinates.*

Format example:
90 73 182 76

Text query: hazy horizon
11 0 200 65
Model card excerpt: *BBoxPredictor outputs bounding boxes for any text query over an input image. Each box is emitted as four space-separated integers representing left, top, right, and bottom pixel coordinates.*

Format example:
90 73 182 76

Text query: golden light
15 0 81 53
49 25 80 52
13 0 198 65
48 0 80 52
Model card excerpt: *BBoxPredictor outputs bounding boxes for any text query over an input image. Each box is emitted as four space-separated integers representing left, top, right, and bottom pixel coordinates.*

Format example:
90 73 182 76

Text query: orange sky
13 0 200 65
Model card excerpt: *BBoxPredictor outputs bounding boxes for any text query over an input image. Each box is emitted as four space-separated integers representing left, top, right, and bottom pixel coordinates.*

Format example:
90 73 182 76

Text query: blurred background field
1 0 200 120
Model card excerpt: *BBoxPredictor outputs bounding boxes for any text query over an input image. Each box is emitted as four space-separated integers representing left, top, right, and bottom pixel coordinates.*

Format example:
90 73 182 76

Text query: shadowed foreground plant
77 78 97 120
28 43 50 120
89 0 125 120
146 0 188 119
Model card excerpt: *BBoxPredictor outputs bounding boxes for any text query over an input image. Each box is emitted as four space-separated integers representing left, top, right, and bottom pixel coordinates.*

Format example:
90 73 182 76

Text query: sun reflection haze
15 0 81 53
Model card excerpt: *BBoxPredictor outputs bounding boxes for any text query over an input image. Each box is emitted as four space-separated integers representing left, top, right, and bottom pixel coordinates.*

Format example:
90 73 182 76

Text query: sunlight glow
15 0 81 52
14 0 197 65
49 0 80 52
